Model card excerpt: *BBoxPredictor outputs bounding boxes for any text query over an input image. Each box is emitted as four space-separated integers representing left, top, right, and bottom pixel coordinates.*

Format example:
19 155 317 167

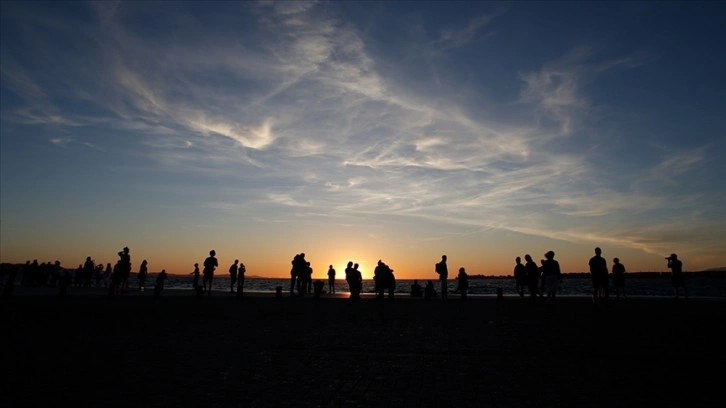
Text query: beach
4 287 724 407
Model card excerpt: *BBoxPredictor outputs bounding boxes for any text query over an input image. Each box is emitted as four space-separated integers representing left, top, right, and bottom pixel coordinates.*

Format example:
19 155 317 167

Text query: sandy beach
3 287 724 407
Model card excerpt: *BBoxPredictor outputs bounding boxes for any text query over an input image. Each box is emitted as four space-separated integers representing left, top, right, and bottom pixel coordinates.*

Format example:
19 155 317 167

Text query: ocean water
161 275 726 298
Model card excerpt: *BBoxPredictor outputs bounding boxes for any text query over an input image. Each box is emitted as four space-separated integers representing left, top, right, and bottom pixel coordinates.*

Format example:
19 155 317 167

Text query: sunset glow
2 1 725 278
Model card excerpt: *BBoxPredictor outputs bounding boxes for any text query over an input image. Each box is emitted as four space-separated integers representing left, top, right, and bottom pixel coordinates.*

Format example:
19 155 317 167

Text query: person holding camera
666 253 688 300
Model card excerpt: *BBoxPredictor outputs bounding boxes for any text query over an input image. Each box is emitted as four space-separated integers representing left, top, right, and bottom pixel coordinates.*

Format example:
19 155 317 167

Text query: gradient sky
2 1 725 278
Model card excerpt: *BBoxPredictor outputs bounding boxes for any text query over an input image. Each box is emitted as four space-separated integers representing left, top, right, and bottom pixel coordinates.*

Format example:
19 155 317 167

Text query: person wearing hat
666 253 688 300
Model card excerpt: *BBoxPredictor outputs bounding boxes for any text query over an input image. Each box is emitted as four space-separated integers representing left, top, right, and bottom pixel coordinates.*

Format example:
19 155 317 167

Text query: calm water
163 275 726 298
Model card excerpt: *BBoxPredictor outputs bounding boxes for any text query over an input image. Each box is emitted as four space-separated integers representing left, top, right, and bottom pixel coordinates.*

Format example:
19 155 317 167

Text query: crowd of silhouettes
2 245 696 303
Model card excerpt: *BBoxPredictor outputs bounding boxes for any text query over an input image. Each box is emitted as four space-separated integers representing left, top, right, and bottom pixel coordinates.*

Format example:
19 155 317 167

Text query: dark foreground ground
3 288 725 407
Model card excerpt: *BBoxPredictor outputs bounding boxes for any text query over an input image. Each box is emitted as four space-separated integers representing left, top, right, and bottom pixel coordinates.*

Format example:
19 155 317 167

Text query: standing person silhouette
229 259 239 293
138 259 148 292
541 251 561 303
666 253 688 300
344 261 355 298
104 263 112 289
237 262 246 297
202 250 218 296
589 247 609 303
435 255 448 300
457 267 469 300
612 257 626 299
154 269 168 298
524 254 540 300
513 257 526 298
327 265 336 294
352 263 363 300
82 256 95 288
191 263 200 290
290 253 306 296
116 247 131 295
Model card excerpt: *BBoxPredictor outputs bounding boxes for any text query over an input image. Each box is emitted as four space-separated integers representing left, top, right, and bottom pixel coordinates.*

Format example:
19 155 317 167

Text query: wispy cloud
2 1 722 270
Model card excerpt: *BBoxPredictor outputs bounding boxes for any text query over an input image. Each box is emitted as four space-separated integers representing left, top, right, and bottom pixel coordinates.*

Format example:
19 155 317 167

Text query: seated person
410 280 423 297
424 280 437 299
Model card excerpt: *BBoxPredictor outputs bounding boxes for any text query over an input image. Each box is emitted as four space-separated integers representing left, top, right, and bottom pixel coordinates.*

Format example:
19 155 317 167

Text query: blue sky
1 1 724 277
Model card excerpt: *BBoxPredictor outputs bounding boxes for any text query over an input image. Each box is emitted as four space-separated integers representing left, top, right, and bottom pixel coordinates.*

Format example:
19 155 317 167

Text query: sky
1 1 725 278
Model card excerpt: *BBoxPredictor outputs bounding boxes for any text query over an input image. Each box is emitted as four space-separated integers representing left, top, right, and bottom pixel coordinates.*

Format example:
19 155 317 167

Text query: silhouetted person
424 280 437 299
203 250 218 295
103 263 112 288
327 265 336 294
513 257 526 298
345 261 362 301
237 263 246 297
345 261 355 297
666 253 688 300
374 260 395 300
229 259 239 293
117 246 131 293
589 247 609 303
304 261 313 295
524 254 540 300
110 261 123 297
410 280 423 297
290 253 306 296
541 251 561 303
352 263 363 300
154 269 168 298
435 255 448 300
457 267 469 300
313 279 324 299
94 264 103 287
138 259 148 291
82 256 95 288
612 257 626 299
191 263 200 289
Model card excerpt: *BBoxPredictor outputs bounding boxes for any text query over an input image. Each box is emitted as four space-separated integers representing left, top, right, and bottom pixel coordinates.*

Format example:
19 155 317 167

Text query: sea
162 275 726 298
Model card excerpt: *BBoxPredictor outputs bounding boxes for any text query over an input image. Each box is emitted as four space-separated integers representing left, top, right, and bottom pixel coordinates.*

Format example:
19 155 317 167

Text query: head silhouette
516 256 521 263
595 247 602 255
210 250 216 256
545 251 555 259
524 254 532 262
